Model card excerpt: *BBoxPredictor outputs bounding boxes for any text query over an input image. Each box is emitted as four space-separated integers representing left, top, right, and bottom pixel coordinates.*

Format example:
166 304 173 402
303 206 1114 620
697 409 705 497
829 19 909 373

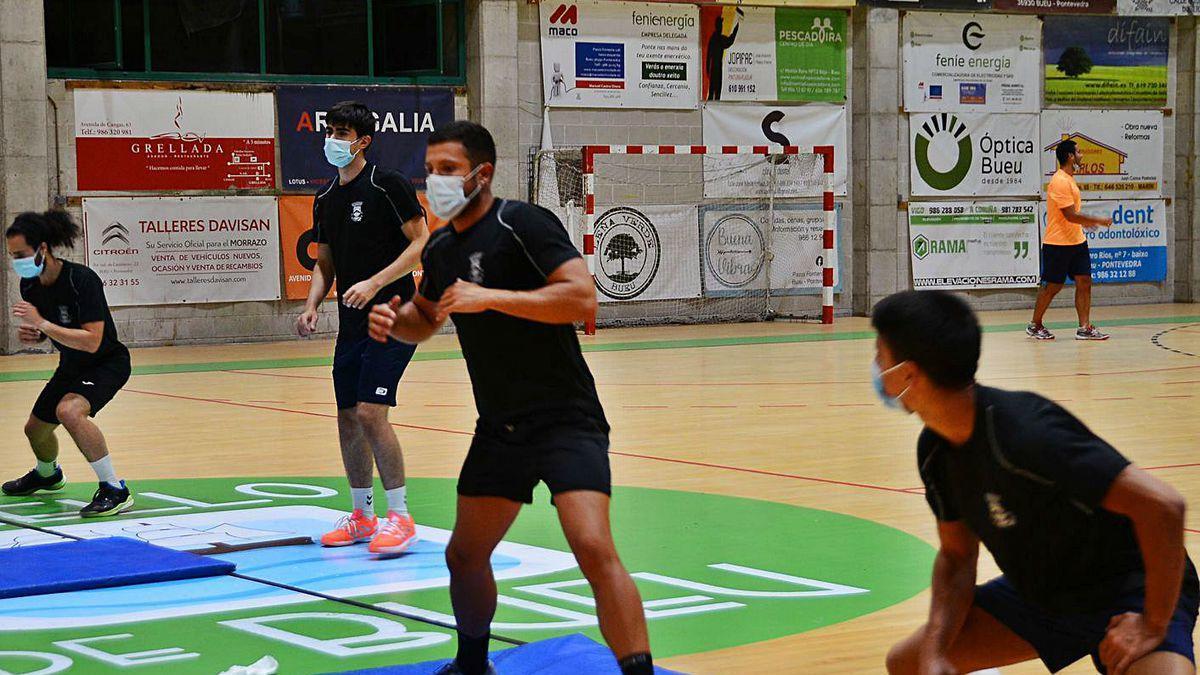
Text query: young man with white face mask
296 101 430 555
875 291 1197 675
4 210 133 518
367 121 653 675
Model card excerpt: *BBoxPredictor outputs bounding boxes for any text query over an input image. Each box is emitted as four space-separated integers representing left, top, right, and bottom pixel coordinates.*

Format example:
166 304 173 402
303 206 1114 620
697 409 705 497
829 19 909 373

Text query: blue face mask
324 137 360 168
872 360 911 412
12 251 44 279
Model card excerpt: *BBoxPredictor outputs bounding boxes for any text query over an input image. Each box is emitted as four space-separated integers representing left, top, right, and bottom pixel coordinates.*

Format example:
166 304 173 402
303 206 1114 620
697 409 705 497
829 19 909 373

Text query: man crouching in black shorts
5 210 133 517
368 121 654 675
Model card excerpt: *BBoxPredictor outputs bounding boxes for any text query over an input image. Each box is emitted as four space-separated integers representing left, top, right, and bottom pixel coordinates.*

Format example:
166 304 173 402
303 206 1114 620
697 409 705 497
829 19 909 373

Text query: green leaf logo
914 113 973 191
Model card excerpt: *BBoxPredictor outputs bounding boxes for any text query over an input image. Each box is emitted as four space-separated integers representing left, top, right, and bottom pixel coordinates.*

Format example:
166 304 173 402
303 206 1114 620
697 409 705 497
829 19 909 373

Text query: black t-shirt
918 385 1199 612
314 163 423 341
20 260 129 371
419 199 606 426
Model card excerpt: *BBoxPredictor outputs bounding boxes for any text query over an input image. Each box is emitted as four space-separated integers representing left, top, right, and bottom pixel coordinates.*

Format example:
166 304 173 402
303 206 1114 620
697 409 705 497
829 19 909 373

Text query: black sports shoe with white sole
2 468 66 496
80 481 134 518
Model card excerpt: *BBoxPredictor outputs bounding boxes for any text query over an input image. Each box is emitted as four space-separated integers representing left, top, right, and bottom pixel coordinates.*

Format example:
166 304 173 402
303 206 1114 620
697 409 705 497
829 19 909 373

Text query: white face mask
425 165 484 221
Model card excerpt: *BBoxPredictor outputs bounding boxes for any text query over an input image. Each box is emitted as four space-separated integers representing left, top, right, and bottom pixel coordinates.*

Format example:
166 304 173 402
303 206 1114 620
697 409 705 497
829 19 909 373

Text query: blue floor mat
0 536 235 599
331 634 686 674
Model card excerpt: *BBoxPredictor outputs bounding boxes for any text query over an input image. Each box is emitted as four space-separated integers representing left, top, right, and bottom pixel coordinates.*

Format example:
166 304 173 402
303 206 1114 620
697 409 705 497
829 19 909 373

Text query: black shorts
332 336 417 410
458 413 612 504
1041 243 1092 284
975 576 1198 673
33 355 131 425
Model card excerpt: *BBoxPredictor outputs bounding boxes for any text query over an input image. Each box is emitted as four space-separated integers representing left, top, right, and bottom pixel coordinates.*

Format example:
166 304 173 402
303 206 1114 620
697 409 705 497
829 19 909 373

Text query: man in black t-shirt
295 101 429 555
5 210 133 518
875 291 1197 675
368 121 653 675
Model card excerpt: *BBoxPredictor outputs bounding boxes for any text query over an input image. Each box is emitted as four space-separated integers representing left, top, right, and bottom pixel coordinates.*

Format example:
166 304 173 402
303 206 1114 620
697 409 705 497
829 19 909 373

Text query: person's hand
342 279 381 310
1100 216 1113 228
436 280 495 322
369 297 402 343
296 307 319 337
12 301 44 329
17 325 43 345
1099 612 1166 675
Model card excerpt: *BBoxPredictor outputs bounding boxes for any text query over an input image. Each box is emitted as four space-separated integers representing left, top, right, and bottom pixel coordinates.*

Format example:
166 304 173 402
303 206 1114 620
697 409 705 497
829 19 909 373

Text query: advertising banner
699 6 846 103
75 89 275 192
1044 17 1169 107
910 113 1041 197
908 201 1041 290
903 13 1041 113
1040 199 1168 283
702 103 847 197
276 86 455 192
701 203 841 296
541 1 700 109
993 0 1114 13
83 197 280 306
1040 110 1164 199
592 205 701 302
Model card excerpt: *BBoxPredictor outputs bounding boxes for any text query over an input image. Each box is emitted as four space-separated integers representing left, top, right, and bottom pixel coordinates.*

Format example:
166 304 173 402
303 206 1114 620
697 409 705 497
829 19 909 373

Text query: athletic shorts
33 355 131 425
458 412 612 504
975 575 1198 673
1041 243 1092 284
332 336 417 410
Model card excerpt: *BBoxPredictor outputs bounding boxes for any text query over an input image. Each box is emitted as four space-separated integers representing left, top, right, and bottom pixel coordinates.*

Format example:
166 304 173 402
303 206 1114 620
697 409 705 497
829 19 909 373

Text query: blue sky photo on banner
1043 17 1169 107
276 86 455 192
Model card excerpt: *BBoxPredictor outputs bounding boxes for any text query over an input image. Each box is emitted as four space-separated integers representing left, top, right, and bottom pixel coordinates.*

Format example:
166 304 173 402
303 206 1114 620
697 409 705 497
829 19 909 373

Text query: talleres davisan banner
1040 110 1164 199
908 201 1040 290
82 196 281 306
699 5 847 103
541 1 700 109
1039 199 1167 283
903 13 1041 113
910 113 1041 197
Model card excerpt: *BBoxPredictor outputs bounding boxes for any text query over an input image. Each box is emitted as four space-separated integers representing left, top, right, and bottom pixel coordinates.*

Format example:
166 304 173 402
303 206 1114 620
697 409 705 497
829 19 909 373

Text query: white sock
35 459 59 478
88 456 122 489
351 487 374 514
385 485 408 515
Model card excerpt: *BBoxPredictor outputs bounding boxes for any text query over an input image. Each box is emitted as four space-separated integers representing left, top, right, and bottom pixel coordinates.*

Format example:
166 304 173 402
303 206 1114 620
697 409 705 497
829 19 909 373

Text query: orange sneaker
368 511 418 555
320 509 378 547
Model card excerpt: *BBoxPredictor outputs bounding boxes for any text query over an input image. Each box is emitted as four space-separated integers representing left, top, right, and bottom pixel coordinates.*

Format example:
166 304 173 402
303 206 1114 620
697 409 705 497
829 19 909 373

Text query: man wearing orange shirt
1028 140 1113 341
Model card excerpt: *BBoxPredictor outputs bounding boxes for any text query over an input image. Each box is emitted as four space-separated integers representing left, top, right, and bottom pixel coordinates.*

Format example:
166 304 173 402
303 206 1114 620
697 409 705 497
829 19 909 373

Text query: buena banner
1039 199 1167 283
903 13 1041 114
908 201 1040 290
276 86 454 192
909 112 1040 197
541 1 700 110
1040 110 1164 199
700 203 841 297
699 6 846 103
74 89 274 191
83 197 280 306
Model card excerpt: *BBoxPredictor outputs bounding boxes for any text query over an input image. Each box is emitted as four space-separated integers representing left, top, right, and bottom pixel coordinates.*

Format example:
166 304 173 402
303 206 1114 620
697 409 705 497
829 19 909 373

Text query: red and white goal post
578 144 836 335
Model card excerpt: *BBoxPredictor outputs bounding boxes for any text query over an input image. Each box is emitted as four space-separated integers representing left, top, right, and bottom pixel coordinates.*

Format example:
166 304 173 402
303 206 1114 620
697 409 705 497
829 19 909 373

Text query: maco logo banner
541 1 700 109
699 6 847 103
903 13 1041 113
1039 199 1167 283
910 113 1040 197
276 86 454 192
908 201 1040 290
1040 110 1163 199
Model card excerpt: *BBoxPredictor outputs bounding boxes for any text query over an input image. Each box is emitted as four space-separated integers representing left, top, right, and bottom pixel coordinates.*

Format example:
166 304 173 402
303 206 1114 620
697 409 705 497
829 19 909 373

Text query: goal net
532 145 839 333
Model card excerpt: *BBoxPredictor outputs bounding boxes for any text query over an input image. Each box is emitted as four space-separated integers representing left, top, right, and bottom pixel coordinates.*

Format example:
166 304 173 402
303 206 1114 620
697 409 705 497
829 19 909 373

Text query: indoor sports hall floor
0 304 1197 674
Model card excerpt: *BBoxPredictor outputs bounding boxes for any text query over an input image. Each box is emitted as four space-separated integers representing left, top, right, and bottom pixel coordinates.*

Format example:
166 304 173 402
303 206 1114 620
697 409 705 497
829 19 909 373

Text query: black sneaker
80 481 134 518
2 468 66 496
